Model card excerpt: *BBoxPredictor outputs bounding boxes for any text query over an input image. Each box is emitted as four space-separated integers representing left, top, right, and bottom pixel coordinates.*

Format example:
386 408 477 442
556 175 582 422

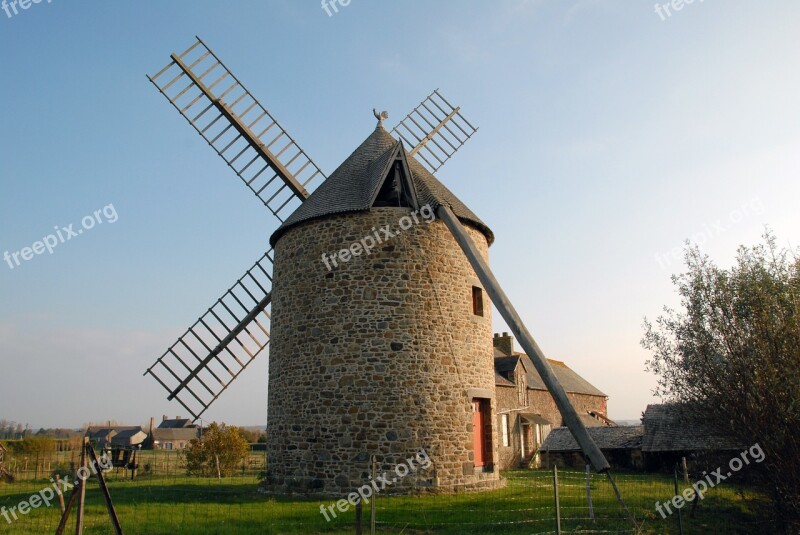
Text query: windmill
144 37 611 493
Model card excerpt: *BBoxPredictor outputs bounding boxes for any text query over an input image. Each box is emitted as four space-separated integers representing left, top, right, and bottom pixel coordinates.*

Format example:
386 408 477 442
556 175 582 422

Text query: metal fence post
554 465 562 535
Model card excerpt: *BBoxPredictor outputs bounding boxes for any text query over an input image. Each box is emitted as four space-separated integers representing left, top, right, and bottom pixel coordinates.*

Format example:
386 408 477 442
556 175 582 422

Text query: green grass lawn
0 469 772 534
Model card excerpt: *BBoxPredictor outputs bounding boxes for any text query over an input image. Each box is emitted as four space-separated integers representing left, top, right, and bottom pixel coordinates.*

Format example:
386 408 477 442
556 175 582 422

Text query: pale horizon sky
1 0 798 429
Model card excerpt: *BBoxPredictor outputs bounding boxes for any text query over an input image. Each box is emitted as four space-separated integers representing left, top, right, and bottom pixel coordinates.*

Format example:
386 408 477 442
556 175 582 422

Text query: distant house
493 332 611 469
150 428 199 450
541 426 644 470
145 416 199 450
86 426 147 449
641 403 741 470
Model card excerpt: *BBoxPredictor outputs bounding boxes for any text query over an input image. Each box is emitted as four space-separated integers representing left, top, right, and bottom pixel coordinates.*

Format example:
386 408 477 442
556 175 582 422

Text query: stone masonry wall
265 207 502 496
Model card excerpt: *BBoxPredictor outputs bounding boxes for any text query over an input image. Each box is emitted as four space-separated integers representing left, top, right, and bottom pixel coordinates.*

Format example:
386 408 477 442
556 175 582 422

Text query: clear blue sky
1 0 798 429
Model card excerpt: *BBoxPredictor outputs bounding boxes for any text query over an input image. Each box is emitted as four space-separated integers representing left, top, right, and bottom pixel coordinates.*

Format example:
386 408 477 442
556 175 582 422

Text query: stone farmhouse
493 332 611 469
147 416 199 451
86 426 148 449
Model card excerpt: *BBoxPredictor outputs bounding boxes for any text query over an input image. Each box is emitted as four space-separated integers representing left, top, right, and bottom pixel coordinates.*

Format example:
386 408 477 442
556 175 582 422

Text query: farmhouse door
472 399 485 467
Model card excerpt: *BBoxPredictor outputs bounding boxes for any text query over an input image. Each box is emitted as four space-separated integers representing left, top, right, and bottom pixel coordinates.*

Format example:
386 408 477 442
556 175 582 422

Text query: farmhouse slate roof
495 371 515 387
158 418 194 429
112 427 146 440
493 354 606 397
270 124 493 247
541 426 644 452
641 403 741 452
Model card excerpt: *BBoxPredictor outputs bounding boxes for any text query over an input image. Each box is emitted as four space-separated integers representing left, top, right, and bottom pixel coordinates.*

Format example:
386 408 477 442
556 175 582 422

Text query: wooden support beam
437 204 611 472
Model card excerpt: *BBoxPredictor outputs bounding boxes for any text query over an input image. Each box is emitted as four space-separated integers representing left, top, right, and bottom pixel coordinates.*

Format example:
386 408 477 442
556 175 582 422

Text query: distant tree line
0 420 29 440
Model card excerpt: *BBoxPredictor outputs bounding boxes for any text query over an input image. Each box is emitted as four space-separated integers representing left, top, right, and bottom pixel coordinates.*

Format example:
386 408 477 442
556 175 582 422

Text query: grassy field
0 469 772 534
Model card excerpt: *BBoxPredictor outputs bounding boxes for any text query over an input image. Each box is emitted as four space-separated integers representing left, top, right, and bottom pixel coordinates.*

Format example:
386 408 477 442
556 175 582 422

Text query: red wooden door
472 400 485 467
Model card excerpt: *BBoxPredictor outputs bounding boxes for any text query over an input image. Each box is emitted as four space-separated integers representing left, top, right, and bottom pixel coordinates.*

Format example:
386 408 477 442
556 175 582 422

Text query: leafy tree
184 422 250 478
643 233 800 530
237 428 261 443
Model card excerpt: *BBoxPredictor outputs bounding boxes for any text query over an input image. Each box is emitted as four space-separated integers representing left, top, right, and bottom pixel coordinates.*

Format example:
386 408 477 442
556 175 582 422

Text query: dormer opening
373 159 413 207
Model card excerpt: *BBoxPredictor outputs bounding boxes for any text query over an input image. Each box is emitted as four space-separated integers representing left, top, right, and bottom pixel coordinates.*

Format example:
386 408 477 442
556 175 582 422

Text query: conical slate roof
269 124 493 247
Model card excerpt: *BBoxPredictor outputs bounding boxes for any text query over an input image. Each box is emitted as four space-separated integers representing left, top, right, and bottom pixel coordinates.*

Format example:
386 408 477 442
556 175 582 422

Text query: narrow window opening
501 414 509 447
472 286 484 316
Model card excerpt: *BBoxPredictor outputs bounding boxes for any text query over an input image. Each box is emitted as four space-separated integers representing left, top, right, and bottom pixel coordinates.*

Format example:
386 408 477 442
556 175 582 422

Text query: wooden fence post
55 475 66 513
355 498 363 535
554 465 562 535
585 464 595 523
674 464 684 535
682 457 690 484
370 455 377 535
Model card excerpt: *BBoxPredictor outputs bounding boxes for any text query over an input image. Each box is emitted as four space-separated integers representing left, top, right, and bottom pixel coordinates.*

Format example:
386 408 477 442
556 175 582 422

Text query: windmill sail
144 40 478 419
391 89 478 173
147 36 325 221
145 252 275 420
144 37 327 420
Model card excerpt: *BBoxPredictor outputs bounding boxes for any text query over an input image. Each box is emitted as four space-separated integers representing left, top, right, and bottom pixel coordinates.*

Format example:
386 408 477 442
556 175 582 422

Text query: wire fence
0 448 775 534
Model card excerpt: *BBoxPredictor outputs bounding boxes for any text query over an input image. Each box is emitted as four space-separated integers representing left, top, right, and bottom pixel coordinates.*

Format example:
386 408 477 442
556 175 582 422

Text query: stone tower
263 121 503 495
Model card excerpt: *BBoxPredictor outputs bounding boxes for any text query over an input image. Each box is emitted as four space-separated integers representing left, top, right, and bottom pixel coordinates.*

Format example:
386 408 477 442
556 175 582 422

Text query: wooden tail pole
437 204 611 472
53 479 80 535
75 438 88 535
85 443 124 535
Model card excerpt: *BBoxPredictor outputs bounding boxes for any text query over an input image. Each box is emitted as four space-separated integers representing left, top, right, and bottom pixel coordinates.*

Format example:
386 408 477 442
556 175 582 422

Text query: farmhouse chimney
162 415 168 422
493 332 514 356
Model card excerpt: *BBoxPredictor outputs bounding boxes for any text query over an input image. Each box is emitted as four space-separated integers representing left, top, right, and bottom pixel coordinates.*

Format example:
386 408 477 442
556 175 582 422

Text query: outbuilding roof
270 124 493 247
541 426 644 452
641 404 741 452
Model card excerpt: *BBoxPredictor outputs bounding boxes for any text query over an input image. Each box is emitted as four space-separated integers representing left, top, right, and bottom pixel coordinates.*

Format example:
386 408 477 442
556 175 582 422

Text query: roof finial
373 109 389 126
